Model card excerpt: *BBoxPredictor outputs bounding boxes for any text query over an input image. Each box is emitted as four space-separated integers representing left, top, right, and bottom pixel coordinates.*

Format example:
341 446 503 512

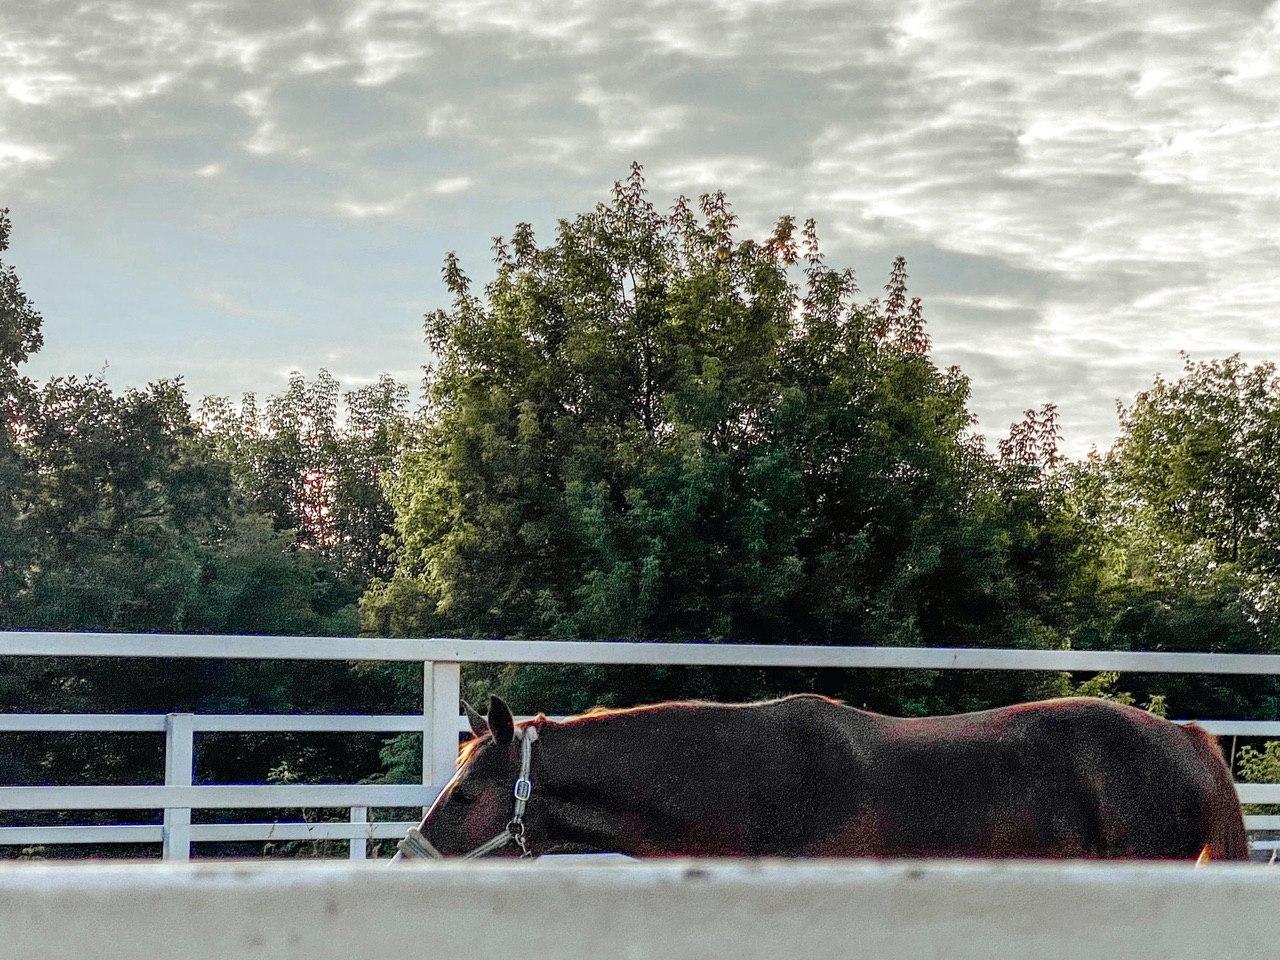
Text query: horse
393 693 1248 862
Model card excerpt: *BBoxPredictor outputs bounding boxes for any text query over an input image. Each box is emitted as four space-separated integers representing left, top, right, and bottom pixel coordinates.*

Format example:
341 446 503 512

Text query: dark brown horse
404 694 1248 861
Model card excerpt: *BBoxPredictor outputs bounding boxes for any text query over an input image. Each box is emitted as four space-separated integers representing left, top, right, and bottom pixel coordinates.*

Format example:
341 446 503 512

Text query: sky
1 0 1278 455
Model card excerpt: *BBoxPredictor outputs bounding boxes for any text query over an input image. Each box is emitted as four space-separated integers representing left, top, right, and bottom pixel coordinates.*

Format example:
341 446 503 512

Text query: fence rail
0 821 418 845
2 860 1277 960
2 632 1279 860
6 630 1280 673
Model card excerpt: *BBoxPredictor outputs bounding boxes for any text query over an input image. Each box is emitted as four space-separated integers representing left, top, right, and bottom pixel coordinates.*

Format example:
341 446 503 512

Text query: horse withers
394 694 1247 862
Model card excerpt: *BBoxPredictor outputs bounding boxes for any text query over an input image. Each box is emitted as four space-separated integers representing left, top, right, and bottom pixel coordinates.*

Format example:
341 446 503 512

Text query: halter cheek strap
395 725 539 862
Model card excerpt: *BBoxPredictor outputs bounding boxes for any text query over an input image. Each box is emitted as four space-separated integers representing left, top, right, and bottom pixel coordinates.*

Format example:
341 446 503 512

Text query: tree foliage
0 215 397 852
5 178 1280 853
1093 355 1279 625
1055 355 1280 722
201 370 410 586
0 209 42 386
364 166 1080 716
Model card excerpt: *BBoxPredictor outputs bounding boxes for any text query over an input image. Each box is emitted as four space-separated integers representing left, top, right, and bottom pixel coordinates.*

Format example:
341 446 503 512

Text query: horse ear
462 700 488 738
487 695 515 745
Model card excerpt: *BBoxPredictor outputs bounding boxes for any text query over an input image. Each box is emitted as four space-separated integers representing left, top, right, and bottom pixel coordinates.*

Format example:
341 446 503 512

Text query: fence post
348 807 368 861
162 713 194 861
422 661 462 814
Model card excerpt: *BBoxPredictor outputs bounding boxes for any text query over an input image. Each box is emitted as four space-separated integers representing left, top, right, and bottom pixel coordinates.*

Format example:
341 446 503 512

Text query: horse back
769 696 1244 861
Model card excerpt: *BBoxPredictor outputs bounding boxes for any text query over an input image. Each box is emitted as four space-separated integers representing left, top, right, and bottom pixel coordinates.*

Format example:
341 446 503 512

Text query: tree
364 166 1081 722
201 371 410 587
0 376 385 802
0 208 42 389
1057 356 1280 722
0 208 44 609
1101 355 1279 618
0 212 397 852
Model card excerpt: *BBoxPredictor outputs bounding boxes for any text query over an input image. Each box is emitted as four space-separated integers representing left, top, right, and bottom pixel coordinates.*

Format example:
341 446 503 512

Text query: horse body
417 694 1248 861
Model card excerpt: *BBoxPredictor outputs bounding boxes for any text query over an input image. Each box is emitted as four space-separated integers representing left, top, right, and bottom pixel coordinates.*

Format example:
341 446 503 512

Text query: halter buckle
513 778 532 802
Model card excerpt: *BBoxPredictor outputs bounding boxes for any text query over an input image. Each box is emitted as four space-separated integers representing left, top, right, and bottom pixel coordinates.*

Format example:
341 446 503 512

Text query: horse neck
537 706 758 857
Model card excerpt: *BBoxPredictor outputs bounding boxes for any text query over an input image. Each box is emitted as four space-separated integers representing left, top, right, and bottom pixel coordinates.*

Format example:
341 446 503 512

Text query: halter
394 725 539 861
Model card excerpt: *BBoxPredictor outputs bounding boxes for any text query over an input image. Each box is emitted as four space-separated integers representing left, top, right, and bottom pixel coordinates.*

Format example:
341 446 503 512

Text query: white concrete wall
0 859 1275 960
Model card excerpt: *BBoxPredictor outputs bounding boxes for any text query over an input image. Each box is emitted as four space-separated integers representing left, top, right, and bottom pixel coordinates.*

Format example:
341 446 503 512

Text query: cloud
334 177 472 217
0 140 54 167
1 0 1278 455
354 39 429 86
576 81 691 150
336 196 411 218
431 176 472 194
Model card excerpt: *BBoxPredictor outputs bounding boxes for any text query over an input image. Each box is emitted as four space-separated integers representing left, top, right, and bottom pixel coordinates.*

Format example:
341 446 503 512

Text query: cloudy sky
2 0 1278 454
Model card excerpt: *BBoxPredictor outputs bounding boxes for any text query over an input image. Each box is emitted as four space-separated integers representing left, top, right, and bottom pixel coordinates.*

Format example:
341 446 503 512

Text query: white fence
2 859 1278 960
1 631 1278 859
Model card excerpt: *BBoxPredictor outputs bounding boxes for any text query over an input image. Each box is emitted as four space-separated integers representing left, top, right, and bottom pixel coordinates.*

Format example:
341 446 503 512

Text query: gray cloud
1 0 1278 454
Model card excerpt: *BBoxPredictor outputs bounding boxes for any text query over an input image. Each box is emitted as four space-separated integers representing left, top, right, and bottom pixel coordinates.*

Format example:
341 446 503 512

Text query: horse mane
559 693 845 728
562 700 713 726
454 694 845 765
456 735 486 767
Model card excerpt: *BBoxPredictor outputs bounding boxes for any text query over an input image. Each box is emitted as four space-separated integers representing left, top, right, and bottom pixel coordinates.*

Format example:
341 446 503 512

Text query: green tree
0 208 42 389
364 166 1080 722
0 208 44 610
1100 355 1279 619
201 370 410 586
1060 356 1280 721
0 376 383 797
0 211 397 852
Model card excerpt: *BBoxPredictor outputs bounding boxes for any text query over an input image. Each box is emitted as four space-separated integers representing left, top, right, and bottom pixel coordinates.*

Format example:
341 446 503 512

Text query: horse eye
452 791 476 806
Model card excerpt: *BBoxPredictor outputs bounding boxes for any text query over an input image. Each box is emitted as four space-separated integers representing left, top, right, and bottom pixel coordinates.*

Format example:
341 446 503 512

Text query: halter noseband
394 724 539 861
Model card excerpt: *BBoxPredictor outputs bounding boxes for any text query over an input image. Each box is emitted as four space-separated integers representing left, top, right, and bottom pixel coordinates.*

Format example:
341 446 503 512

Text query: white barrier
2 632 1279 859
0 859 1275 960
6 630 1280 673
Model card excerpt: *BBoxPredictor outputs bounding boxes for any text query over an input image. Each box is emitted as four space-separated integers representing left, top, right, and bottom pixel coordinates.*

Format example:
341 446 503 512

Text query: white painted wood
0 784 434 810
1234 783 1280 804
0 825 166 845
348 807 368 860
0 714 169 732
1179 720 1280 736
7 631 1280 674
190 821 416 843
0 823 426 846
189 715 433 732
0 714 432 732
422 661 461 813
421 661 433 810
161 714 194 861
2 860 1278 960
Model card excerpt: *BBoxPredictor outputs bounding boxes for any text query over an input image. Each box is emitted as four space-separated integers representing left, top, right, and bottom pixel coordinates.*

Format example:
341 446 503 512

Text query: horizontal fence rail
2 860 1279 960
6 631 1280 673
0 714 435 733
0 785 432 810
0 822 418 845
2 632 1279 860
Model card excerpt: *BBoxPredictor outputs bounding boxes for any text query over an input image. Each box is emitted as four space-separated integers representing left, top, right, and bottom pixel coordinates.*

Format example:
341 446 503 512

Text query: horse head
397 695 546 860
